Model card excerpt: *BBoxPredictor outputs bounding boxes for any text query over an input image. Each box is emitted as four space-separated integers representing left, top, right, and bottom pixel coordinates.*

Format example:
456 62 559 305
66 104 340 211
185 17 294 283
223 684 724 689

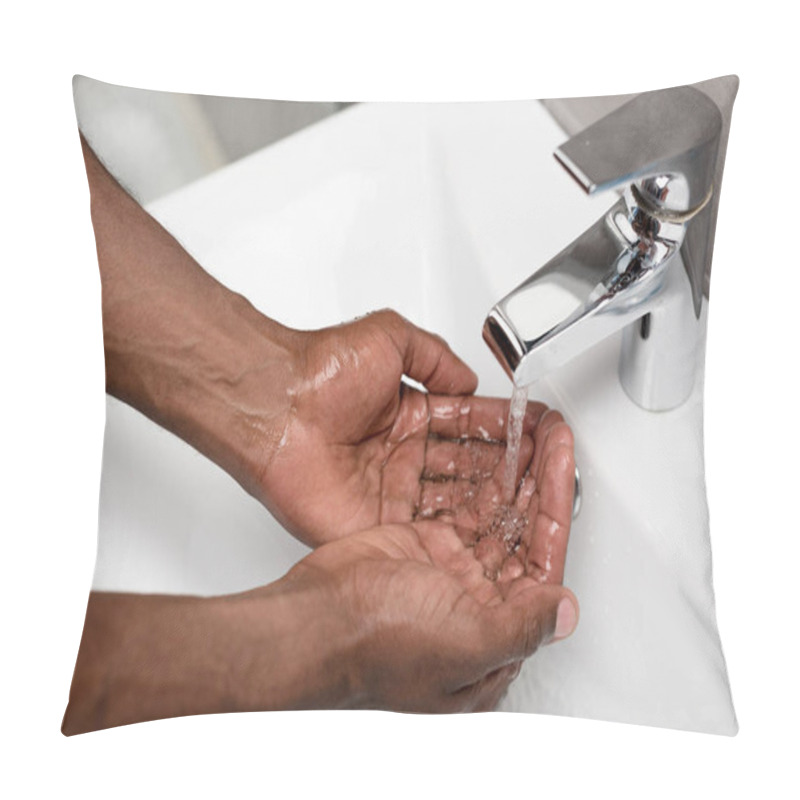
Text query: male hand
283 519 579 712
82 136 574 557
258 310 575 559
64 518 579 733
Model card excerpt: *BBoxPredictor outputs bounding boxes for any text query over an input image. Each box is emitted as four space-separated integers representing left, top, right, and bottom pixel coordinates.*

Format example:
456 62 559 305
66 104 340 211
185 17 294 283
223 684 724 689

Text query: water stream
502 383 529 504
414 382 532 580
473 383 531 580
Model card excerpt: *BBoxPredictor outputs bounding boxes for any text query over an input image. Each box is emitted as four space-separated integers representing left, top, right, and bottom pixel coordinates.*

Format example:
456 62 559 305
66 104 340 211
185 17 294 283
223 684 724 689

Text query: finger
419 433 534 519
380 447 425 527
422 436 503 481
436 585 577 694
526 431 575 585
410 519 468 564
469 660 524 712
504 430 536 504
473 505 529 577
497 554 525 584
459 663 519 712
454 524 480 548
427 395 549 442
379 310 478 395
415 472 529 549
474 537 507 581
514 469 539 516
412 521 504 607
414 475 505 522
530 409 568 488
423 434 535 499
415 477 482 523
476 584 579 667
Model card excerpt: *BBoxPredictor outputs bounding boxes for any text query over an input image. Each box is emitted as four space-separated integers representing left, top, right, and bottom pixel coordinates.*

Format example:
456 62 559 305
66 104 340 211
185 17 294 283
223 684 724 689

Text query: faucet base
618 252 702 411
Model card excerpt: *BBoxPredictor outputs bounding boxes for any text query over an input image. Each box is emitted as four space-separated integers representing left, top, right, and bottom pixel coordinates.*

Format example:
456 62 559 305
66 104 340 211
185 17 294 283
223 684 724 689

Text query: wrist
64 591 239 734
63 577 360 734
85 135 301 503
225 569 362 711
105 274 300 501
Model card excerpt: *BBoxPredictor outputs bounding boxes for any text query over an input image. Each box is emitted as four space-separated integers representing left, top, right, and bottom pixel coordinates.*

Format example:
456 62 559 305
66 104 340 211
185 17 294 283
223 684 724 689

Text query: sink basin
94 100 736 734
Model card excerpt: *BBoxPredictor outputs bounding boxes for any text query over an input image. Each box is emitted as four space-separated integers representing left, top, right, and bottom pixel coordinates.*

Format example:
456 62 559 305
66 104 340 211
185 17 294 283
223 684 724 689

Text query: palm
298 522 504 611
262 312 574 582
290 519 573 711
383 389 575 586
261 313 575 586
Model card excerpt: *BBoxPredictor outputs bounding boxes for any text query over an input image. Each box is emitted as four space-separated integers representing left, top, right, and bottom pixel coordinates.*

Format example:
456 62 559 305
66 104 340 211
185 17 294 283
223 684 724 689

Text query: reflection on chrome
484 84 725 412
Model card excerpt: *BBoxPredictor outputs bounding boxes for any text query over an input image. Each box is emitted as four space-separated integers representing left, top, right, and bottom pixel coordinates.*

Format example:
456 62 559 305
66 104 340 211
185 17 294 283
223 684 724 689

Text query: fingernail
554 597 578 641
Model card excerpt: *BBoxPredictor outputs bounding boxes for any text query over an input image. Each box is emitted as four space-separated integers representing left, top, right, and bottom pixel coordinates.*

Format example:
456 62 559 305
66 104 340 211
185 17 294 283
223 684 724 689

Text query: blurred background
73 75 350 204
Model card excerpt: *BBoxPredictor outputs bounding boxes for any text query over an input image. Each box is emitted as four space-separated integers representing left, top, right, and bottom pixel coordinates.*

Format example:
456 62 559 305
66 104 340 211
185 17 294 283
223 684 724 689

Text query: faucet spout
483 84 726 411
484 195 684 388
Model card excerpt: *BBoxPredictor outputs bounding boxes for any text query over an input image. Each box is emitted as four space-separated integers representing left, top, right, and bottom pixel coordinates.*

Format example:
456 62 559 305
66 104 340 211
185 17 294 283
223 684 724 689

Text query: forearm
81 135 295 496
62 580 356 734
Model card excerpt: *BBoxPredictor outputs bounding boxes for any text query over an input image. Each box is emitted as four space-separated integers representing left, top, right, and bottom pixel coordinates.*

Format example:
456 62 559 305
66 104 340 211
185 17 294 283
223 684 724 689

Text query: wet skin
259 310 576 585
63 521 578 733
65 135 579 731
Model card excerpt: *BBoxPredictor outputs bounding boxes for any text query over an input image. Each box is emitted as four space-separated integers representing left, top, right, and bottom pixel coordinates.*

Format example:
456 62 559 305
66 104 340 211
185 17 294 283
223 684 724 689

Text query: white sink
94 101 736 734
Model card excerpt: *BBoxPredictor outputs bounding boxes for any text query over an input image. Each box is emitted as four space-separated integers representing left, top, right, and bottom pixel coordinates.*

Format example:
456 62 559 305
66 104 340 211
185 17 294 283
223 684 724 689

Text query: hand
63 520 579 733
82 136 574 555
256 310 576 555
285 520 579 712
256 308 479 544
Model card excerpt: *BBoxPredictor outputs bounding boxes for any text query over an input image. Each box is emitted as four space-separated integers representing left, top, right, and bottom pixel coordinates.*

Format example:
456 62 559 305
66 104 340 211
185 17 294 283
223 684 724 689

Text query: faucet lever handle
554 85 722 215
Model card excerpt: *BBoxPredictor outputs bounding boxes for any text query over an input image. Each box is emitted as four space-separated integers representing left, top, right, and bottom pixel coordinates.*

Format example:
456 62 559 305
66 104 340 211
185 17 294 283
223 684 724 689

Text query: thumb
480 585 579 666
378 310 478 395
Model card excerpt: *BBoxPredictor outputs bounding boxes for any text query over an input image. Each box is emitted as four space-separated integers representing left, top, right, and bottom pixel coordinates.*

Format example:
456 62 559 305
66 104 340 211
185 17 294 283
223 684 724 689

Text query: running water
474 382 531 579
412 381 533 580
502 383 529 503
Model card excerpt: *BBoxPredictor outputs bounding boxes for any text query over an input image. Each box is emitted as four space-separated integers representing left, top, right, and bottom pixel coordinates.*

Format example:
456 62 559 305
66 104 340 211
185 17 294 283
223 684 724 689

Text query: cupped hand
283 519 579 712
82 136 574 563
257 309 575 558
63 516 580 733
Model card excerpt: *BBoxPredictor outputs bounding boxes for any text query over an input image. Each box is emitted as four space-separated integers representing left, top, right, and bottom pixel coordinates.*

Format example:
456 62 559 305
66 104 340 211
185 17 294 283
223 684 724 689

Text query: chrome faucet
483 84 728 411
